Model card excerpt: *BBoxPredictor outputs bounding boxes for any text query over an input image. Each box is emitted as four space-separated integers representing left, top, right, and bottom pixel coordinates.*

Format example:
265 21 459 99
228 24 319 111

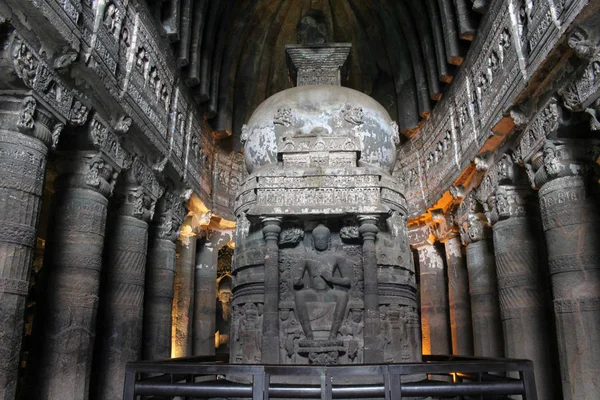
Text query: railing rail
124 355 537 400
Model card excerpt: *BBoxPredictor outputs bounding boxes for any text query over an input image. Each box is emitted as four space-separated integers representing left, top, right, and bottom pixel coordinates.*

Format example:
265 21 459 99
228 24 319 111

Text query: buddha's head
313 224 331 251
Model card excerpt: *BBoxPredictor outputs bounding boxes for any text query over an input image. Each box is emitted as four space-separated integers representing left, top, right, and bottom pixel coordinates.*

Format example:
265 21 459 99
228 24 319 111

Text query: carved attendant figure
294 224 350 340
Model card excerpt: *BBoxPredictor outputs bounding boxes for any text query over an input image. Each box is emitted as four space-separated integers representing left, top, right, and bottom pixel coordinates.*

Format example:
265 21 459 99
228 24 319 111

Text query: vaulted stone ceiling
147 0 485 147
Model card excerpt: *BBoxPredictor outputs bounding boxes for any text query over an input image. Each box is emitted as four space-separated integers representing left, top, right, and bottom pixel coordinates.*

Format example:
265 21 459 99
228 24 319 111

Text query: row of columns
172 227 233 359
414 139 600 399
0 93 231 400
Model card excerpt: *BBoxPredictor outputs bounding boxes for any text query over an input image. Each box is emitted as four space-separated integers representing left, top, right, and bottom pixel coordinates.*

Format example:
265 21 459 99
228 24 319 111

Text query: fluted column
531 140 600 399
0 94 55 400
35 152 117 400
142 192 185 360
416 243 450 355
172 222 197 358
461 211 503 357
491 177 560 398
261 217 282 364
442 235 473 356
92 160 163 400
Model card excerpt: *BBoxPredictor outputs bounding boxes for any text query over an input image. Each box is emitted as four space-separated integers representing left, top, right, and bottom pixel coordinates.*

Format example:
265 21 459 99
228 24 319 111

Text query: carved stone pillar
193 229 232 356
172 223 197 358
92 160 163 400
359 215 383 362
142 192 185 360
416 243 450 355
35 152 117 400
492 180 560 398
442 235 473 356
461 212 504 357
261 217 282 364
531 140 600 399
0 95 55 400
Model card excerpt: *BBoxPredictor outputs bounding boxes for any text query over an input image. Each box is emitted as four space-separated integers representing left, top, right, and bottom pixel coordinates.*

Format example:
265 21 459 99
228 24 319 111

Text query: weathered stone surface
530 140 600 399
493 194 560 399
172 233 196 358
231 42 417 368
443 236 473 356
143 191 186 361
241 85 399 174
465 238 504 358
35 153 116 400
417 244 450 356
192 230 232 356
0 94 53 400
92 215 148 400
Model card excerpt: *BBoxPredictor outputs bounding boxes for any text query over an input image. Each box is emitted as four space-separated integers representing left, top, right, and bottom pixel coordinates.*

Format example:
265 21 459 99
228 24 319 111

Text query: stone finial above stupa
286 9 351 87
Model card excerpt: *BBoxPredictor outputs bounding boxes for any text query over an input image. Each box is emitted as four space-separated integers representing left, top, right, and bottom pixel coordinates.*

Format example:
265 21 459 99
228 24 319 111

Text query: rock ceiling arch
148 0 485 147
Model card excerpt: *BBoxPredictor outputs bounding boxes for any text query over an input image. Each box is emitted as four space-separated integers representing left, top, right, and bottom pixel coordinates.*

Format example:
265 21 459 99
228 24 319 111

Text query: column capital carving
476 153 527 205
0 93 62 148
495 185 534 220
55 152 119 198
528 139 600 189
482 196 498 227
16 95 56 147
358 215 379 241
199 229 234 250
260 216 282 242
458 212 491 245
431 209 459 242
154 189 188 242
114 157 166 221
85 113 133 169
409 223 435 249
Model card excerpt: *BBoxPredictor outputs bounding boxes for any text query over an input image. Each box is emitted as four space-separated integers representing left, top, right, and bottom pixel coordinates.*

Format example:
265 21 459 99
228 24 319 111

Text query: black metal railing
123 354 537 399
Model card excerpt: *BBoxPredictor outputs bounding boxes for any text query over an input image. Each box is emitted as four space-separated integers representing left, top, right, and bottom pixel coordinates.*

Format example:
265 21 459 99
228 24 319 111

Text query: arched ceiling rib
147 0 486 147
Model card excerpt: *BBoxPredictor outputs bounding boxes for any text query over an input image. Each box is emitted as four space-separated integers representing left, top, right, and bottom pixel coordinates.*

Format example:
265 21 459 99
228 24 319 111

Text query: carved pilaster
35 151 118 400
92 158 164 400
142 190 186 361
358 215 382 363
193 229 233 356
261 216 282 364
0 93 56 400
532 139 600 400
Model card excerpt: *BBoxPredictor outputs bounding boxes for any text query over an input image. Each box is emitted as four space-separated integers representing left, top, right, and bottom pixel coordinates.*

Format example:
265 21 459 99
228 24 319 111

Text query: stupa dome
242 85 400 174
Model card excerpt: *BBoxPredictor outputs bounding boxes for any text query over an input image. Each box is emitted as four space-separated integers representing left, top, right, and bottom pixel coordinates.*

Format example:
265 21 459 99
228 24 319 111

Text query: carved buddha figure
293 224 350 340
